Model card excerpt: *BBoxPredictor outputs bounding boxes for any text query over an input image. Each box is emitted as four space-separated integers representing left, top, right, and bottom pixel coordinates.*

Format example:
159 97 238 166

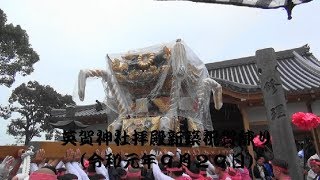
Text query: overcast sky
0 0 319 145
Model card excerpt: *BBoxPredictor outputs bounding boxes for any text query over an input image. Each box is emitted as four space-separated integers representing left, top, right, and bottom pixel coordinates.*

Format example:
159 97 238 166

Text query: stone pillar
256 48 303 179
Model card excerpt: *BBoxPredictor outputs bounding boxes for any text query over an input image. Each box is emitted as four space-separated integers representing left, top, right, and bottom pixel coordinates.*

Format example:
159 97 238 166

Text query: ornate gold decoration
122 116 160 136
128 70 142 81
111 58 120 71
160 65 170 72
107 119 123 134
115 73 126 82
152 97 170 113
119 63 128 71
130 102 136 112
175 117 180 132
163 76 172 88
135 98 148 113
122 54 138 61
188 63 201 78
188 119 199 132
149 68 160 78
149 65 157 71
163 46 171 60
112 58 128 72
137 53 155 70
141 70 148 79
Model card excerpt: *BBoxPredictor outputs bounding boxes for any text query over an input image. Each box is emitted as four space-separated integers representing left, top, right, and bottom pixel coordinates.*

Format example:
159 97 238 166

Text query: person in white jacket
150 149 192 180
307 154 320 180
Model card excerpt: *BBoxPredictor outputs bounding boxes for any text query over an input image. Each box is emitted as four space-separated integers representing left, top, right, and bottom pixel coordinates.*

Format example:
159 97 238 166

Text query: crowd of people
0 146 319 180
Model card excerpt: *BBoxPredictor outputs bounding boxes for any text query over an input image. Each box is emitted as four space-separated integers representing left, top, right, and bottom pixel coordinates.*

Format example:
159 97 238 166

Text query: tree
0 8 39 87
0 81 75 145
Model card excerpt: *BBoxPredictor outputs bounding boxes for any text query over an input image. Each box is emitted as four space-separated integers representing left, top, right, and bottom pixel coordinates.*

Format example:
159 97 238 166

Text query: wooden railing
0 146 26 159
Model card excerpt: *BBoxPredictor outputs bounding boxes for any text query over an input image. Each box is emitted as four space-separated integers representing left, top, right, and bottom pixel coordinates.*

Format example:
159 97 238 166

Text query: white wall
287 102 309 116
246 106 267 122
312 100 320 115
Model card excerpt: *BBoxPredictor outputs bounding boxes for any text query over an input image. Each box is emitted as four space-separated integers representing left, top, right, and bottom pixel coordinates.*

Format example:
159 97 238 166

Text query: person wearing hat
182 161 214 180
58 173 79 180
309 159 320 180
253 156 271 180
152 160 191 180
271 159 291 180
307 154 320 180
201 155 218 179
167 161 192 180
213 156 232 180
56 167 67 177
29 166 58 180
232 159 251 180
150 149 191 180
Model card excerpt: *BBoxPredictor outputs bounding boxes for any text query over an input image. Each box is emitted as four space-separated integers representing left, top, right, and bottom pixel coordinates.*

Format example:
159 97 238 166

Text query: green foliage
0 8 39 87
0 81 75 145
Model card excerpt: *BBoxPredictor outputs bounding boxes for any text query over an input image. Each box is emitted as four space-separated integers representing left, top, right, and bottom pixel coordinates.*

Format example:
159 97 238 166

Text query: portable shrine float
0 40 226 160
78 39 223 135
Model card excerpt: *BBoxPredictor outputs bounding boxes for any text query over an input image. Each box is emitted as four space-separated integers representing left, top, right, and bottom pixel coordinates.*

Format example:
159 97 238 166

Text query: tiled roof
206 45 320 94
50 104 110 118
50 120 89 129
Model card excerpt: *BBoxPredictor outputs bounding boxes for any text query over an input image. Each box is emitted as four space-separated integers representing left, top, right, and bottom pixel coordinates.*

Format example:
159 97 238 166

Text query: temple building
48 44 320 154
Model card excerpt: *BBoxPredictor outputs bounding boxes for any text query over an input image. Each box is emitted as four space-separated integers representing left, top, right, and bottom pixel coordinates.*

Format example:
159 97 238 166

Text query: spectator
2 145 260 180
57 168 67 177
126 166 142 180
234 158 251 180
271 159 291 180
253 156 271 180
29 166 58 180
182 161 207 179
89 173 106 180
309 159 320 180
307 154 319 180
213 156 232 180
264 160 273 177
58 173 78 180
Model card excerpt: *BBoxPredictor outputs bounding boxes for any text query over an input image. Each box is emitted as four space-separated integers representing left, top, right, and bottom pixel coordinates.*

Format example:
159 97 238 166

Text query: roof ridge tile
205 45 310 70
